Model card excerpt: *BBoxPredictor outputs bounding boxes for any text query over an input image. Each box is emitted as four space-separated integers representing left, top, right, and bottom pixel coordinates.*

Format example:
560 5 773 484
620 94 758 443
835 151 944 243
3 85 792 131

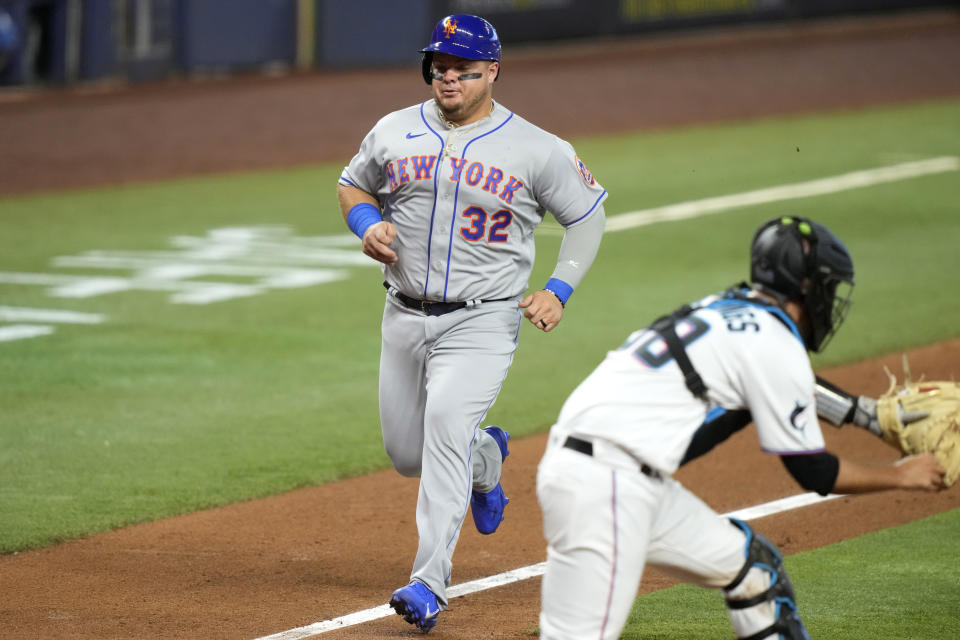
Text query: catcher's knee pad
724 519 810 640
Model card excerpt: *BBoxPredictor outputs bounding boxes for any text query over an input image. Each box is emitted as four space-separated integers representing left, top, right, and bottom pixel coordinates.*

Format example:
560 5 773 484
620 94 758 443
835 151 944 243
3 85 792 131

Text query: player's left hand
519 290 563 332
877 377 960 487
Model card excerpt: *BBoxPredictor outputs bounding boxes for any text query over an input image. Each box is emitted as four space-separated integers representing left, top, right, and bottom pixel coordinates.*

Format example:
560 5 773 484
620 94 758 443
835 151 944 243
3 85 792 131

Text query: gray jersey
339 99 607 302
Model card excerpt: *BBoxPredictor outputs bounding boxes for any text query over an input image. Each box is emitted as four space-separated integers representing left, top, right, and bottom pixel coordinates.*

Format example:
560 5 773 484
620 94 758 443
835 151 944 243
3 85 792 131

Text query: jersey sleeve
533 137 607 227
338 124 383 196
741 338 826 455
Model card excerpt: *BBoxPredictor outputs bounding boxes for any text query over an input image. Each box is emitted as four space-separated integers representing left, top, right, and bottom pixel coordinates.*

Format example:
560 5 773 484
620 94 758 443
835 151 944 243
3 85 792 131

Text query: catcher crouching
535 215 947 640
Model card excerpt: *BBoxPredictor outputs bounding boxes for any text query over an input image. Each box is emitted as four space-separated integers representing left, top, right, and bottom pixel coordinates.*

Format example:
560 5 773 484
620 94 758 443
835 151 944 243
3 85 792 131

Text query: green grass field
1 98 959 635
618 509 960 639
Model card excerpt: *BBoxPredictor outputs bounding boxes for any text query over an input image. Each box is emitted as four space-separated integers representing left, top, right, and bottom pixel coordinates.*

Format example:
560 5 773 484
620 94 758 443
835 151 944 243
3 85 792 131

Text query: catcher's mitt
877 369 960 487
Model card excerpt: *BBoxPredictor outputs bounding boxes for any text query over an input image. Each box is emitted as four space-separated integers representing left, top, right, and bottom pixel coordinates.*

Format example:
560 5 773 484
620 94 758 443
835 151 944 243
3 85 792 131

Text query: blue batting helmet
420 14 501 84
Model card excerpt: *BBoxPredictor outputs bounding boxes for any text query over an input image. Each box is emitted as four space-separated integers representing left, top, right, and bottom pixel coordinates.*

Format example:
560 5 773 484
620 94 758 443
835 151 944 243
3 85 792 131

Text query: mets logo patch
443 19 459 38
575 156 595 185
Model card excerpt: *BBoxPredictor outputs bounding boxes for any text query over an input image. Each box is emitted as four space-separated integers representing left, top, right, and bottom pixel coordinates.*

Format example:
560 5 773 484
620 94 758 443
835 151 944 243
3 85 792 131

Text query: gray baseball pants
379 294 521 606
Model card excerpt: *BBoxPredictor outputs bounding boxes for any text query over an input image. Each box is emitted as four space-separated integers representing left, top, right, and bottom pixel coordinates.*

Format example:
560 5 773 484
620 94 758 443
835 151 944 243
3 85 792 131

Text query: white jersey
339 99 607 302
552 291 824 474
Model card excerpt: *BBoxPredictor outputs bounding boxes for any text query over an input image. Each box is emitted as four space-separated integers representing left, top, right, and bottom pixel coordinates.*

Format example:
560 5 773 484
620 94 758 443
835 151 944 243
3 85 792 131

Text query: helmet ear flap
421 52 433 85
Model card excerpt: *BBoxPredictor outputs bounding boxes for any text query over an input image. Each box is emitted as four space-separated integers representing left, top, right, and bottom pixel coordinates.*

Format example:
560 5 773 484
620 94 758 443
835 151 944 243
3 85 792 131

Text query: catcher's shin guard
723 519 811 640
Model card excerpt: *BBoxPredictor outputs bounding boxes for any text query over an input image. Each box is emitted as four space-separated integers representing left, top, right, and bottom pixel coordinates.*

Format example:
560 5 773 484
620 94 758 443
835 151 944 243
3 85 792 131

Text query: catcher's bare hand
519 289 563 332
894 454 947 491
362 221 398 265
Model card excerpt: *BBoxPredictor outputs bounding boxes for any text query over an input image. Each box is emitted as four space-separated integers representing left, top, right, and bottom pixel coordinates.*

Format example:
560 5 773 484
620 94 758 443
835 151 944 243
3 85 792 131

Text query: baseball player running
337 14 606 633
536 216 945 640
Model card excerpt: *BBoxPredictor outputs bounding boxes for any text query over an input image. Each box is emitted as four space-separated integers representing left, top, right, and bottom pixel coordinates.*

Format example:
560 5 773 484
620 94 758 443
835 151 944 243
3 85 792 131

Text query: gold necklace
438 100 495 128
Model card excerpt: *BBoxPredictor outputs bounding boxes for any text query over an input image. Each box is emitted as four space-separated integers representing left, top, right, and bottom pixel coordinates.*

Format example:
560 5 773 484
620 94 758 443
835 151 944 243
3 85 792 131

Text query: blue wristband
347 203 383 239
544 278 573 306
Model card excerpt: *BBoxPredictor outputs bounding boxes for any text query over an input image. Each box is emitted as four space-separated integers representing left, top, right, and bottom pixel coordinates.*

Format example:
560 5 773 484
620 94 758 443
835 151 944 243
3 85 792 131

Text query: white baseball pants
537 434 749 640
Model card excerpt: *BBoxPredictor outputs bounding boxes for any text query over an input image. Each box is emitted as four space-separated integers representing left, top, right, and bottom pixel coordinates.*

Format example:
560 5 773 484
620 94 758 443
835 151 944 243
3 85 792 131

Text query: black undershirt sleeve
780 452 840 496
679 410 752 466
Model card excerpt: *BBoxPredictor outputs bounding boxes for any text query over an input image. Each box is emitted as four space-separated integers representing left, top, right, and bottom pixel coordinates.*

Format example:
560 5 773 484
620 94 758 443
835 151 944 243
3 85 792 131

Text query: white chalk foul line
605 155 958 232
536 156 958 236
724 491 843 521
252 491 843 640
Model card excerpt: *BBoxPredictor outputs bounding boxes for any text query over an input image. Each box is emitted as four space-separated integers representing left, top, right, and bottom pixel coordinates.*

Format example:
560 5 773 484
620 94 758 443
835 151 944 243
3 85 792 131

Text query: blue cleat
390 580 441 633
471 426 510 534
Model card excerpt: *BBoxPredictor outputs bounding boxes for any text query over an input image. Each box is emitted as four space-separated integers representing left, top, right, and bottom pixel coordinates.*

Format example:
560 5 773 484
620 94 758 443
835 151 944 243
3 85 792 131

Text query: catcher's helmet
420 14 501 84
750 216 854 352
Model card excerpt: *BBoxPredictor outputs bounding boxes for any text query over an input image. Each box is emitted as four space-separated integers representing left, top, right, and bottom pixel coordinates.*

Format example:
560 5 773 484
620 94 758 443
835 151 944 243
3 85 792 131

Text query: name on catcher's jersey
552 297 825 474
339 100 607 302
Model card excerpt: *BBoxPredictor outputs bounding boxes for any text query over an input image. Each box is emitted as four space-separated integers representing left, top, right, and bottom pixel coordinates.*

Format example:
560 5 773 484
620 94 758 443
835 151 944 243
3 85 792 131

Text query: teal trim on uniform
705 406 726 422
708 294 805 346
751 302 803 345
346 202 382 239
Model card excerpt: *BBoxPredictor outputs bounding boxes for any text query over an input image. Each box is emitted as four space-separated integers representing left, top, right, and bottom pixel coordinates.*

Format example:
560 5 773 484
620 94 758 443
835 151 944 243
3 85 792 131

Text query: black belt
563 436 662 480
385 282 512 317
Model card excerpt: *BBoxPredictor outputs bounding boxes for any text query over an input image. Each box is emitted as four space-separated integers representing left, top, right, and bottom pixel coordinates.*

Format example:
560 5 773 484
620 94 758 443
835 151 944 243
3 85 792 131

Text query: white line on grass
0 325 55 342
252 491 843 640
0 306 106 342
0 306 105 324
536 156 959 236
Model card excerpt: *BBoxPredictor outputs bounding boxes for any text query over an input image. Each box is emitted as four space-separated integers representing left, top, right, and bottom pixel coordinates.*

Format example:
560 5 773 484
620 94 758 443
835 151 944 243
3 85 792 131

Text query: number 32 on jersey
460 206 513 243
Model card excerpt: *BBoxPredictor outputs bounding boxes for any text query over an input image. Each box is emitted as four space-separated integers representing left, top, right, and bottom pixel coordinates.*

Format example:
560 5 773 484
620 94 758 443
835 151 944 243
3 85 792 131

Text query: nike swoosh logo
423 605 439 619
406 132 427 139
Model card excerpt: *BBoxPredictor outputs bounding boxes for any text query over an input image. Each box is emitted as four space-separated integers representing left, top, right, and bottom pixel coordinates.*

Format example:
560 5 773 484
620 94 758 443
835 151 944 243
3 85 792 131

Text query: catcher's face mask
751 216 855 352
805 273 854 352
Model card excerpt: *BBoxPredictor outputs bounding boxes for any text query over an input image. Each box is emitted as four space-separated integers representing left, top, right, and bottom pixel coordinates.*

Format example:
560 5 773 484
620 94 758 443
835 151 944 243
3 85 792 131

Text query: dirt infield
2 9 959 640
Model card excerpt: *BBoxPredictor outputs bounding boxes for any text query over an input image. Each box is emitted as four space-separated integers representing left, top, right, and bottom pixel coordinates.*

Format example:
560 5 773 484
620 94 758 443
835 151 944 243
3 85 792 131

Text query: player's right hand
893 454 947 491
362 221 398 265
